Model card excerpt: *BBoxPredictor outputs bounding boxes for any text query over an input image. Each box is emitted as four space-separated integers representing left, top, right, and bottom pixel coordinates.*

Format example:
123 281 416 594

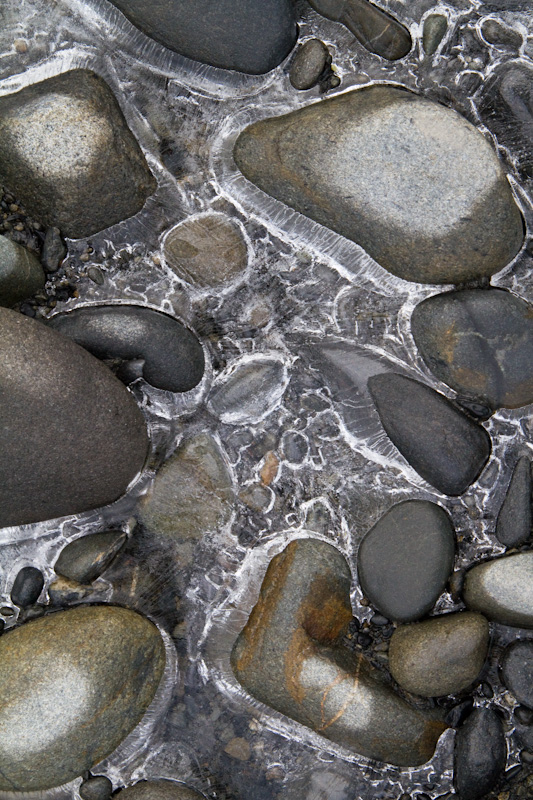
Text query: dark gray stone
41 227 67 273
357 500 456 623
0 605 165 791
232 538 447 766
80 776 113 800
0 70 156 239
481 18 522 49
54 530 127 584
464 552 533 628
0 235 45 307
108 0 297 74
48 305 204 393
282 430 308 463
115 780 205 800
289 39 330 90
423 14 448 55
307 0 411 60
0 308 149 528
496 456 532 547
411 289 533 411
454 709 506 800
234 86 523 285
368 373 491 496
501 640 533 709
10 566 44 608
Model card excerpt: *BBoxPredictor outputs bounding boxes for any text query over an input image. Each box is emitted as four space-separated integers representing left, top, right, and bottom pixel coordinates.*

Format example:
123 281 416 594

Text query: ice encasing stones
108 0 297 74
0 69 156 239
0 308 148 528
234 85 523 284
115 781 205 800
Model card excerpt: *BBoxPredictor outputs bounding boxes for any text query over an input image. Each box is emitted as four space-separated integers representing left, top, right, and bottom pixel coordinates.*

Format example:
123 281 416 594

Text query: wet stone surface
454 708 506 800
496 455 532 547
54 530 127 584
289 38 332 90
10 566 44 608
501 640 533 709
0 234 45 306
464 552 533 628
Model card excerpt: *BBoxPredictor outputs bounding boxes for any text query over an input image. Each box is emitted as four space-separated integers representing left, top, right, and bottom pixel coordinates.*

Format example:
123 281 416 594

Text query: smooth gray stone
357 500 455 623
115 780 205 800
10 566 44 608
368 373 491 496
423 14 448 55
464 552 533 628
54 530 127 584
411 289 533 411
207 356 287 425
234 85 523 285
80 776 113 800
0 70 156 239
48 305 204 393
108 0 297 74
232 538 447 766
454 709 506 800
501 640 533 708
496 456 532 547
0 235 45 307
481 18 522 49
389 612 489 697
289 39 330 90
307 0 411 60
41 227 67 273
0 605 165 791
0 308 148 528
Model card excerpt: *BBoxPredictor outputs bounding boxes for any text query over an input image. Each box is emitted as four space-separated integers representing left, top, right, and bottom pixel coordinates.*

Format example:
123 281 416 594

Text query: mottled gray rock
10 566 44 608
289 39 331 90
454 709 506 800
108 0 297 74
307 0 411 60
234 85 523 285
0 605 165 791
0 235 45 307
496 456 532 547
0 70 156 239
232 538 447 766
80 776 113 800
357 500 455 622
115 780 205 800
464 552 533 628
0 308 148 528
411 289 533 411
501 640 533 708
48 305 204 393
423 14 448 55
389 612 489 697
481 18 522 49
41 227 67 273
282 430 308 463
207 355 288 425
368 373 491 496
163 214 248 287
54 530 127 584
138 433 234 540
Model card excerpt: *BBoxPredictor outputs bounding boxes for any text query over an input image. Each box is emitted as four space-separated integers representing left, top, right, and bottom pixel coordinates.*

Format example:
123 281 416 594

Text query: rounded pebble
10 566 44 607
501 640 533 708
290 39 330 90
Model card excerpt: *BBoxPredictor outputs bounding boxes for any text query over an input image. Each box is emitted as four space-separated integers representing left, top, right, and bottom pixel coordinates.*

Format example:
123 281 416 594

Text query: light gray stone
207 355 288 425
464 552 533 628
0 235 45 307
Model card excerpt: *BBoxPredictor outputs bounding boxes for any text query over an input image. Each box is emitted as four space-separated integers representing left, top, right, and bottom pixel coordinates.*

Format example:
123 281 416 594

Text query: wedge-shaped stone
0 308 148 528
464 552 533 628
232 538 447 766
116 781 205 800
496 455 532 547
0 235 45 307
0 70 156 239
368 373 491 495
109 0 297 74
0 605 165 791
234 86 523 285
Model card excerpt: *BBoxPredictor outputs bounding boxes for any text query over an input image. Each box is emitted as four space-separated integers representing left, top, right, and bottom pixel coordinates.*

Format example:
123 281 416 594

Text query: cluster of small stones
1 0 533 799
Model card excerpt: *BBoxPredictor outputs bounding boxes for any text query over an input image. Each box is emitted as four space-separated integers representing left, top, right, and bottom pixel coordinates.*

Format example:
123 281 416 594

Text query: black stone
445 699 475 728
496 456 532 547
10 567 44 607
454 709 506 800
481 18 522 49
501 640 533 709
515 705 533 726
41 227 66 273
368 373 491 496
54 530 127 584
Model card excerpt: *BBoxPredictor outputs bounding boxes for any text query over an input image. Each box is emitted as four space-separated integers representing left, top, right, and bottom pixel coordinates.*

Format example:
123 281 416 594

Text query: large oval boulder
0 605 166 791
234 85 523 284
0 308 149 528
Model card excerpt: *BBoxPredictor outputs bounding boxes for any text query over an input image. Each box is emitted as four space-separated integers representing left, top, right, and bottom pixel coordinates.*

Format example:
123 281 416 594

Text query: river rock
423 14 448 55
0 235 45 307
496 456 532 547
290 39 331 90
411 289 533 411
207 355 289 425
464 552 533 628
54 530 127 584
357 500 455 622
48 305 204 393
10 566 44 608
389 612 489 697
0 308 148 528
0 69 156 239
234 85 523 285
0 605 165 791
232 538 447 766
368 373 491 496
138 433 234 540
41 227 67 273
115 780 205 800
501 640 533 708
454 709 506 800
108 0 297 74
481 18 522 49
80 776 113 800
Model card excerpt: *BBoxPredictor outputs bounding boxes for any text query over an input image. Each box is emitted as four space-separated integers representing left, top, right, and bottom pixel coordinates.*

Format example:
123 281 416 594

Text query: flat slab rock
234 85 523 285
464 552 533 628
116 781 204 800
0 308 148 528
0 69 156 239
0 605 165 792
411 288 533 411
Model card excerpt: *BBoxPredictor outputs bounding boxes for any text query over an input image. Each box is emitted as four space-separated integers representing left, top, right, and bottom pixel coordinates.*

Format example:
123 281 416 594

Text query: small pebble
41 226 66 273
224 737 251 761
10 566 44 607
501 640 533 708
87 266 105 285
290 39 331 91
80 775 113 800
14 39 28 53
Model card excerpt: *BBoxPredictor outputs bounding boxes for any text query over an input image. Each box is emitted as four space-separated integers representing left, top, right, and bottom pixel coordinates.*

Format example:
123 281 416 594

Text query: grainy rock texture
115 780 205 800
464 552 533 628
0 235 45 306
501 640 533 708
496 455 532 547
289 39 331 89
54 530 127 584
423 14 448 54
454 709 506 800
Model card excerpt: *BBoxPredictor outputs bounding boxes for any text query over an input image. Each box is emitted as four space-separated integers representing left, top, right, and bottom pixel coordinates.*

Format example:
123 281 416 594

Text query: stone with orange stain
260 451 280 485
231 538 447 766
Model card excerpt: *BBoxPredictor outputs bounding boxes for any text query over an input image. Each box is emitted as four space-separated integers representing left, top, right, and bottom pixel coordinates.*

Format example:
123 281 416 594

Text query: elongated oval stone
423 14 448 55
501 640 533 709
234 86 523 284
207 355 289 425
54 530 127 584
464 552 533 628
368 373 491 496
0 308 148 528
0 605 165 791
357 500 455 622
496 455 532 547
454 709 506 800
116 781 205 800
0 235 45 307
